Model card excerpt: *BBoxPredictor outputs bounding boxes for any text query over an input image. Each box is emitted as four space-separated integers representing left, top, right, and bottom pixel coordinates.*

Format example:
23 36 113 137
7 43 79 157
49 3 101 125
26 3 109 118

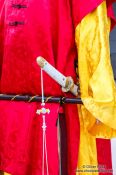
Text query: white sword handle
36 56 78 96
37 56 66 87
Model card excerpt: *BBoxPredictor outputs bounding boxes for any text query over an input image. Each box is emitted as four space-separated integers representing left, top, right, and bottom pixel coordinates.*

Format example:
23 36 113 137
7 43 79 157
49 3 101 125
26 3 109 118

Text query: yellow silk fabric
75 1 116 138
75 1 116 174
76 105 98 175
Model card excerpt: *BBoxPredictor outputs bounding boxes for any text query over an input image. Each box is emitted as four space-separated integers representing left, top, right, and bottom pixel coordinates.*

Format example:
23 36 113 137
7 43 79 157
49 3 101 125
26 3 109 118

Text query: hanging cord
40 68 49 175
42 115 45 175
44 126 49 175
41 68 45 105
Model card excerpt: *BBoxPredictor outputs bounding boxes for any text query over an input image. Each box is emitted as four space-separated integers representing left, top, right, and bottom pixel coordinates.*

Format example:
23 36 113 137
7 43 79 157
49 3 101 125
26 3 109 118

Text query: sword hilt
36 56 79 96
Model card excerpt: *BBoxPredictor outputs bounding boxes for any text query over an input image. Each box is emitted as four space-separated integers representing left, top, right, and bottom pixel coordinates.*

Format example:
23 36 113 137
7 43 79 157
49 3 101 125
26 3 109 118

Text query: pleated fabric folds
75 1 116 174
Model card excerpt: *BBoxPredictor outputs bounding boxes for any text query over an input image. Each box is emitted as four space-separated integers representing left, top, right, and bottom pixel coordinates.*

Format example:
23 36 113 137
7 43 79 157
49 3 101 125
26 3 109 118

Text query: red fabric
0 0 77 96
106 0 116 29
71 0 116 28
0 101 59 175
0 1 81 175
0 0 115 95
0 101 80 175
64 104 80 175
71 0 103 27
96 139 113 175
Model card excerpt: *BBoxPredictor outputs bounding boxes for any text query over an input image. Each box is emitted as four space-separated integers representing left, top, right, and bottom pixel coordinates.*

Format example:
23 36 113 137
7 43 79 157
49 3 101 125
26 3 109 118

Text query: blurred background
110 3 116 80
110 3 116 172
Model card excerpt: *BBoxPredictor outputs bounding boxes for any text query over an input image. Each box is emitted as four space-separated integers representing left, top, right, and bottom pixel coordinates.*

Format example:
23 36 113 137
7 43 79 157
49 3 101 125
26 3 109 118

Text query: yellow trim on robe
75 1 116 138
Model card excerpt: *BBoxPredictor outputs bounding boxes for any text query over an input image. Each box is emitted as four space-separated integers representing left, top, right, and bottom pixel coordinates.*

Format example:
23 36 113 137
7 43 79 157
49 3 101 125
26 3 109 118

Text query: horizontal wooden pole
0 94 83 104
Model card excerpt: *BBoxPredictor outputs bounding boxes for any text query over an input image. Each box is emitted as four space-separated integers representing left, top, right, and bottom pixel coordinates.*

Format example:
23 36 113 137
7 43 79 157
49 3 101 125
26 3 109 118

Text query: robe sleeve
75 1 116 138
71 0 116 28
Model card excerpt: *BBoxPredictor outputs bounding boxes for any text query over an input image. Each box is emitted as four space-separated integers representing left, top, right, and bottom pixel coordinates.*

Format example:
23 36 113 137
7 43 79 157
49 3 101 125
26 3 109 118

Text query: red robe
0 0 115 175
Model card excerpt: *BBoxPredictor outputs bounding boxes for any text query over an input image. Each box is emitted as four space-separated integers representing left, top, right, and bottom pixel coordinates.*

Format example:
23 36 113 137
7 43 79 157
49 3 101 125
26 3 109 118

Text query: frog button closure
12 4 27 9
9 21 25 26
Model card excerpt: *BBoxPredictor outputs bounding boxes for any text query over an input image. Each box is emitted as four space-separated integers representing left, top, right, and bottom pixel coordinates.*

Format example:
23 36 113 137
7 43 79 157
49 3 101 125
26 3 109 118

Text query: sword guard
62 76 78 96
62 77 73 92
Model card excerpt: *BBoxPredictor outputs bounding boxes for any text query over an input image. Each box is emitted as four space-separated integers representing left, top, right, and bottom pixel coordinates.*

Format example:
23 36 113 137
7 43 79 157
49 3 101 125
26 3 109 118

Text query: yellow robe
75 1 116 174
76 1 116 138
